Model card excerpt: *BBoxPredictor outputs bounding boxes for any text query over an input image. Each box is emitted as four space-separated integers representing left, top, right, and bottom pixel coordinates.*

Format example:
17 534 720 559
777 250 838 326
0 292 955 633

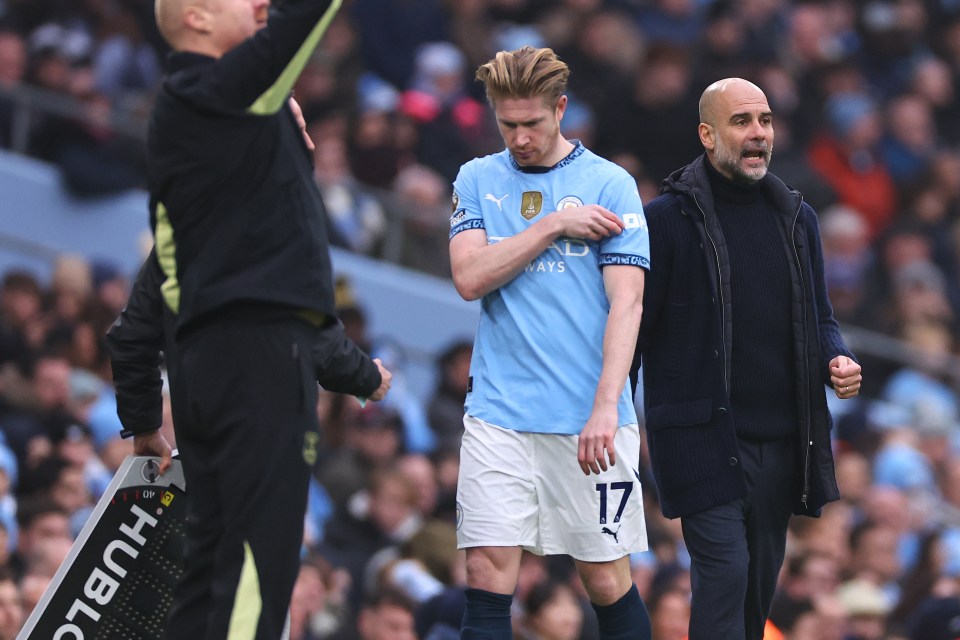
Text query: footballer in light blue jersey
450 141 650 435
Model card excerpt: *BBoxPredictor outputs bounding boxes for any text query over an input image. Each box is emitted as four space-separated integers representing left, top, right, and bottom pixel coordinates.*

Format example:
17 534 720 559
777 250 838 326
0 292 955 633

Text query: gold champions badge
520 191 543 220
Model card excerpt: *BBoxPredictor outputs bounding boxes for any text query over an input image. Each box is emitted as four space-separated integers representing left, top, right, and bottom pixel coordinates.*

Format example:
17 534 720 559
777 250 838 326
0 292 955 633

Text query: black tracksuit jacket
107 0 382 438
146 0 341 337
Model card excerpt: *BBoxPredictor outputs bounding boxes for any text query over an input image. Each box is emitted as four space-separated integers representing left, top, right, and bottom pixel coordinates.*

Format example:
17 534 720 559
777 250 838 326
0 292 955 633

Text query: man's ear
555 94 568 122
698 122 715 151
184 4 213 33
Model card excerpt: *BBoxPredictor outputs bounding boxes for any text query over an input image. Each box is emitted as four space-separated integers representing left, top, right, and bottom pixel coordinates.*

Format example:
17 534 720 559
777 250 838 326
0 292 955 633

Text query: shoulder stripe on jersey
246 0 342 115
154 202 181 313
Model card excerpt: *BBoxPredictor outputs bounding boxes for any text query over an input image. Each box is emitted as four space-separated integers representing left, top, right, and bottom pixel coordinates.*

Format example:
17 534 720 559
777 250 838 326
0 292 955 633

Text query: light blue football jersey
450 142 650 435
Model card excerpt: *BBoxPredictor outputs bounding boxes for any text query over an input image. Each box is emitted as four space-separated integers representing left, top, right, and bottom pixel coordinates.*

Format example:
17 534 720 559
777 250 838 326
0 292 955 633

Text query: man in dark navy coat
631 78 863 640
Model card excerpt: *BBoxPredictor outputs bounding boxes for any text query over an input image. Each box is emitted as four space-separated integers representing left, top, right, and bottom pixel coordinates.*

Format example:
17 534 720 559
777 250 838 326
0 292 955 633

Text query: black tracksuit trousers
166 312 319 640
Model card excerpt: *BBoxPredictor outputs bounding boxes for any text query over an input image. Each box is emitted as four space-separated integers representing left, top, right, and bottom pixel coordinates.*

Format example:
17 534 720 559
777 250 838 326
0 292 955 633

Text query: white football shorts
456 414 648 562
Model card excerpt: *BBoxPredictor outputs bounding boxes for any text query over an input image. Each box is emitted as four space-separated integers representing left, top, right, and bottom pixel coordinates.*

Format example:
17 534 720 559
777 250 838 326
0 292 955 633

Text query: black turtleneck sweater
706 160 797 441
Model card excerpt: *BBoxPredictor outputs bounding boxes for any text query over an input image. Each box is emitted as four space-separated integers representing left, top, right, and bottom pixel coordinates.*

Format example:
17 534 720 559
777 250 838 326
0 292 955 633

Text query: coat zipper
789 200 812 510
691 193 729 394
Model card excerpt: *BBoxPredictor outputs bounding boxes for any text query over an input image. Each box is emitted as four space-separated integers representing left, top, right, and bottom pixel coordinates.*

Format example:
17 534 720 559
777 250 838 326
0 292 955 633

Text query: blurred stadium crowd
2 0 960 638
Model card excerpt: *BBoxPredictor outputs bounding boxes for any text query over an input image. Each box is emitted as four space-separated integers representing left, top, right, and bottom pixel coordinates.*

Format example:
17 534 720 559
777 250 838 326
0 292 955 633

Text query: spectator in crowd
557 8 642 118
392 163 454 278
399 41 495 184
348 73 409 190
0 272 43 351
8 497 69 581
0 568 21 640
319 465 422 612
808 91 897 240
820 204 873 323
881 92 939 189
396 453 440 520
426 338 471 455
317 402 405 515
595 43 701 185
644 583 690 640
356 587 417 640
516 580 584 640
311 129 387 256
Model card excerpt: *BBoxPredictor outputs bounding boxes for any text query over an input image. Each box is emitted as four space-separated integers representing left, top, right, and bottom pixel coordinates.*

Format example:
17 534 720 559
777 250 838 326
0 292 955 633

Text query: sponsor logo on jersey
450 210 467 227
557 195 583 209
520 191 542 220
484 193 508 211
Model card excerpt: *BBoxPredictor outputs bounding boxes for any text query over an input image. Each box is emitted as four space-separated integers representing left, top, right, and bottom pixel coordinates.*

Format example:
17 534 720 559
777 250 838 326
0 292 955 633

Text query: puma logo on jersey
601 526 620 543
485 193 508 211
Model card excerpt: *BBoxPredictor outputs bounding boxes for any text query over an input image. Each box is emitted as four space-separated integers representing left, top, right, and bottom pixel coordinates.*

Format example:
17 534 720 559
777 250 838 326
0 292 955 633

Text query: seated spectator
289 551 352 640
356 587 417 640
819 205 872 323
808 91 897 240
390 163 451 278
836 578 892 640
8 497 69 581
426 339 471 455
349 73 407 190
516 580 584 640
399 41 495 184
396 453 439 519
311 130 387 256
0 568 21 640
646 586 690 640
317 403 405 514
880 93 939 189
789 594 848 640
90 5 161 101
319 466 422 611
0 271 44 351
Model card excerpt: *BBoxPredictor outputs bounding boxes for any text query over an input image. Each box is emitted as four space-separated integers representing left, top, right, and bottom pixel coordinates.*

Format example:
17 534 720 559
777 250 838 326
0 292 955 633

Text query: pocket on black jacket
646 399 721 491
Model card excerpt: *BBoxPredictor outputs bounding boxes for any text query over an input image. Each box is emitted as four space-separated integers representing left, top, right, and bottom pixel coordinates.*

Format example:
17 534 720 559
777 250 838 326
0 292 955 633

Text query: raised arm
450 205 625 301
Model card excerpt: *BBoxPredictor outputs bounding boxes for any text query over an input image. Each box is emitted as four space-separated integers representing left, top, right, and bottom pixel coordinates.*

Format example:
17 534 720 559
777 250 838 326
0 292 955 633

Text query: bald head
699 78 766 127
697 77 773 183
155 0 194 48
154 0 267 56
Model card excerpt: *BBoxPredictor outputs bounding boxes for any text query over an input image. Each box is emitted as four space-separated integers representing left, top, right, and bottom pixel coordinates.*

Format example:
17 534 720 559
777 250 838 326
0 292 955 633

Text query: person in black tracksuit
121 1 392 638
630 78 863 640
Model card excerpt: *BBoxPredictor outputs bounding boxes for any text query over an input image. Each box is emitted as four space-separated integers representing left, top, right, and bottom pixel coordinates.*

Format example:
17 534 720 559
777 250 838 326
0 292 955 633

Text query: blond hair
475 46 570 108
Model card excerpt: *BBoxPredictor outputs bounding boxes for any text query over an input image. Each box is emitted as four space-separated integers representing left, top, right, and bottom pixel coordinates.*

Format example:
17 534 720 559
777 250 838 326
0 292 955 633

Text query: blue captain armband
450 218 485 239
599 254 650 268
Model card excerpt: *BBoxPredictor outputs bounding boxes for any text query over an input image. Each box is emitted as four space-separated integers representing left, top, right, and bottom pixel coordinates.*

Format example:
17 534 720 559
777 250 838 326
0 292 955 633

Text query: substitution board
17 455 188 640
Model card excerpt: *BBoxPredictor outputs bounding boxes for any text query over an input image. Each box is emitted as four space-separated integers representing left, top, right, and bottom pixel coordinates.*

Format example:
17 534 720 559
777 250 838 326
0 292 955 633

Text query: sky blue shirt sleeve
450 162 485 239
599 171 650 269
